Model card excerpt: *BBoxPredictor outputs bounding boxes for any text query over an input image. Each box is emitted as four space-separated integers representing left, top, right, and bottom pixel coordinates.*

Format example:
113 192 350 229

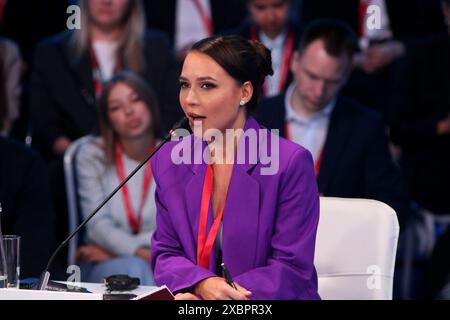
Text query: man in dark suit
256 19 411 227
0 137 57 279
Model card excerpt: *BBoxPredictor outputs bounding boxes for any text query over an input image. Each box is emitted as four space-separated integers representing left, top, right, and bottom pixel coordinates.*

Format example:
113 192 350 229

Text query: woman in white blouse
75 71 162 285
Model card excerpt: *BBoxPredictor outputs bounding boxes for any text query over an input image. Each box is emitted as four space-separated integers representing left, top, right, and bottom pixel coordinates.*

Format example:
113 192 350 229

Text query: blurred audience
389 0 450 299
75 72 160 285
31 0 181 160
30 0 182 256
0 37 22 136
301 0 446 118
257 19 413 228
0 136 57 279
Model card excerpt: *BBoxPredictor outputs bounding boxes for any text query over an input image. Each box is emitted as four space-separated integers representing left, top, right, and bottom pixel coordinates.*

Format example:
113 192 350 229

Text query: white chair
315 197 400 300
63 135 96 266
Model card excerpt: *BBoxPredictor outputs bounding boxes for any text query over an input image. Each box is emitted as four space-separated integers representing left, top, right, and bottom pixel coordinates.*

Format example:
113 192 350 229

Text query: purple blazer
150 117 320 300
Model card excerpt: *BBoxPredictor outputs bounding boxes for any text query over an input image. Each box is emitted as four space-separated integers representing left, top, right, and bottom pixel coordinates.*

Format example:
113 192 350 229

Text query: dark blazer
144 0 248 46
257 93 411 226
30 30 183 158
0 137 57 278
390 33 450 214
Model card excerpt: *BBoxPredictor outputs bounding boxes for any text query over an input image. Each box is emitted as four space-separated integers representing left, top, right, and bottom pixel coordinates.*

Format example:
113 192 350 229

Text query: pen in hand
221 262 237 290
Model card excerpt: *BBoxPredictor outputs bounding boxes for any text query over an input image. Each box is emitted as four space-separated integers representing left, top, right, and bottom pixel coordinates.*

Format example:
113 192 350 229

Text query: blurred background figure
389 0 450 299
144 0 248 61
301 0 446 119
30 0 182 270
0 136 57 279
75 72 160 285
233 0 302 97
0 36 22 136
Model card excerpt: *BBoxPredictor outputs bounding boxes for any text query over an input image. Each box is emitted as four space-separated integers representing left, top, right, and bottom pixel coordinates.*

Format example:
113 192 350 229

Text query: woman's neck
208 111 247 164
89 23 122 42
119 134 155 162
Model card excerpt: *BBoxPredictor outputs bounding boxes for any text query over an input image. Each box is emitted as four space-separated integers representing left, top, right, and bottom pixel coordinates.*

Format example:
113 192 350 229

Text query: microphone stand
36 117 188 290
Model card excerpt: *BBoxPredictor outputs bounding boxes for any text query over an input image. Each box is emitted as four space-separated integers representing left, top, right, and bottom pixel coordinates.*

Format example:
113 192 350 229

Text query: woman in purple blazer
150 35 320 300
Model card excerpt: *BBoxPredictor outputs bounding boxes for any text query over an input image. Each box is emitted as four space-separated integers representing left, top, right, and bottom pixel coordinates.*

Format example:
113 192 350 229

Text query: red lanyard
88 42 122 97
115 143 154 234
197 165 227 269
358 0 369 38
285 122 323 176
251 27 295 96
192 0 214 36
0 0 5 26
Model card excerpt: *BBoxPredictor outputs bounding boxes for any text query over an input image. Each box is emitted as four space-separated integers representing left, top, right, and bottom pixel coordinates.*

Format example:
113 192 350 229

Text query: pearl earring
239 100 246 106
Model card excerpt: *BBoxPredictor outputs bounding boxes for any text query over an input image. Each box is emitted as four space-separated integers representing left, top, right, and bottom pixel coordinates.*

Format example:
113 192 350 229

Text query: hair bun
249 40 274 78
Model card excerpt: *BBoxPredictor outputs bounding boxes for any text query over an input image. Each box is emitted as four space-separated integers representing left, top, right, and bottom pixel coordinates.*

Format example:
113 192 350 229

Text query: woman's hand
76 245 113 263
175 292 200 300
194 277 252 300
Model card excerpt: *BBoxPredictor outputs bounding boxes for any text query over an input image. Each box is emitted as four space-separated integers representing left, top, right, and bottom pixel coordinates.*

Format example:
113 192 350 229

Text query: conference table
0 282 169 300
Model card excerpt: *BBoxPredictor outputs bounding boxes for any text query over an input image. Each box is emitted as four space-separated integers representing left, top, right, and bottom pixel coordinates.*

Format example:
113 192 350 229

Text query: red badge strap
197 165 226 269
285 122 323 176
115 143 154 234
250 26 295 95
192 0 214 36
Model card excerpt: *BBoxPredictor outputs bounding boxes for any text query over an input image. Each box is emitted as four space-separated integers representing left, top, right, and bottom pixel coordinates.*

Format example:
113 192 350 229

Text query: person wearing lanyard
75 72 162 285
257 20 412 228
151 35 320 300
232 0 301 98
31 0 181 160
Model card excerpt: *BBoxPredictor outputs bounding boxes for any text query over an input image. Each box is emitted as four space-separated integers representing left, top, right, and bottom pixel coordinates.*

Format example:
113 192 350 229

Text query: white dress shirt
284 83 336 163
175 0 212 52
92 40 119 82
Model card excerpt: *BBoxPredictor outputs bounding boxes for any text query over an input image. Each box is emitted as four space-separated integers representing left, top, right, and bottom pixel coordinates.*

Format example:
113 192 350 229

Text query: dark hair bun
249 40 274 78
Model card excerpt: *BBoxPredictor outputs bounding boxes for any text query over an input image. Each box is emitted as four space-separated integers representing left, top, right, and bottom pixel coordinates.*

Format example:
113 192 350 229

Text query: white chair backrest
63 135 96 266
315 197 400 300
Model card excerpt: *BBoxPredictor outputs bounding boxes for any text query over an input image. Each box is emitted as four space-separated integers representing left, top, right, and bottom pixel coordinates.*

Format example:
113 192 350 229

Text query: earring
239 100 246 107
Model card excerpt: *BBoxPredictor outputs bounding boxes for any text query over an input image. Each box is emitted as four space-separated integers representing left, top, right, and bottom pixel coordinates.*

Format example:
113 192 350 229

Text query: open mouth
187 112 207 122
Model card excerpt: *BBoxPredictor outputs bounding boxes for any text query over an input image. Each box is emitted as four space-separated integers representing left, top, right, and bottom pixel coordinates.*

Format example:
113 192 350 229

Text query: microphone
36 117 188 290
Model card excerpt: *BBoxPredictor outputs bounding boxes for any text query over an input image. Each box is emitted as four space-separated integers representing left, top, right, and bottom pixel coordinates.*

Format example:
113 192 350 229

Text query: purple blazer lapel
183 117 262 273
223 117 261 275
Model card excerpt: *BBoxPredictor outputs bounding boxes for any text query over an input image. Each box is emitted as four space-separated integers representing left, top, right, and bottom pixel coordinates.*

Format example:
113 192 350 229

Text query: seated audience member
30 0 182 256
389 0 450 299
232 0 302 97
257 19 412 227
75 72 161 285
0 36 22 136
31 0 181 160
143 0 248 60
0 136 57 279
